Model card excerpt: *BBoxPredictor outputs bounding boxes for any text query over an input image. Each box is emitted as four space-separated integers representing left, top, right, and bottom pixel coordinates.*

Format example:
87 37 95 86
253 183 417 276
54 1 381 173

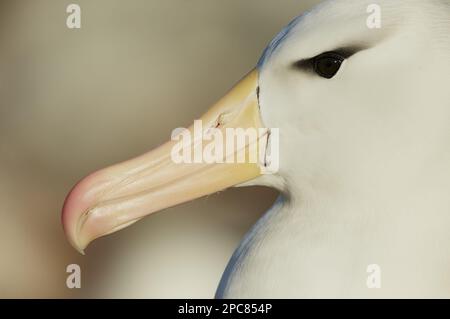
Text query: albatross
62 0 450 298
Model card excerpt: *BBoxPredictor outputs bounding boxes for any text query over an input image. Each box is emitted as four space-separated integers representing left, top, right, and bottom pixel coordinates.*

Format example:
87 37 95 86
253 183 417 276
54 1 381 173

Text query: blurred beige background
0 0 319 298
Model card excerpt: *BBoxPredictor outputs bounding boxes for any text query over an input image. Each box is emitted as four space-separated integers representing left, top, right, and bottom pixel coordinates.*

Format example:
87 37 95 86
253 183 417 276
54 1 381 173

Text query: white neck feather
218 164 450 297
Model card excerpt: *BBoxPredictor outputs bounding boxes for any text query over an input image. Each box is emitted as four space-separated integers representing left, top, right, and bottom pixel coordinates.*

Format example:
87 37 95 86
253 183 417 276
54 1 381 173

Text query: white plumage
217 0 450 298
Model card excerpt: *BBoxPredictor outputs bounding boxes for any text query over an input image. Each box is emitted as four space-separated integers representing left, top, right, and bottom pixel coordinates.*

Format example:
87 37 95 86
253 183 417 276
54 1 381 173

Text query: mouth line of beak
78 129 270 235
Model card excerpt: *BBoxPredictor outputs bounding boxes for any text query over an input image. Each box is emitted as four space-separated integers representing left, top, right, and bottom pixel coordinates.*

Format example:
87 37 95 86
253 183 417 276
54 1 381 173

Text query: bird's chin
61 69 269 254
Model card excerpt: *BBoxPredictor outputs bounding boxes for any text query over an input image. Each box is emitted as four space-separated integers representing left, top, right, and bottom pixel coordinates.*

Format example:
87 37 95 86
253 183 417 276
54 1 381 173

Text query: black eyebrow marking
292 46 368 71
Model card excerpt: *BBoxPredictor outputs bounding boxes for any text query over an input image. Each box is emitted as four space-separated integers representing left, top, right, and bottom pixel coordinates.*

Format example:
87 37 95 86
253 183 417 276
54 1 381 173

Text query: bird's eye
313 52 345 79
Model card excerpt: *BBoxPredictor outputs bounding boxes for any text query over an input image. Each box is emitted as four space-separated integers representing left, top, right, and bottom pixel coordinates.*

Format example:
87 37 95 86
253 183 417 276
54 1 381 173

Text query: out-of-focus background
0 0 319 298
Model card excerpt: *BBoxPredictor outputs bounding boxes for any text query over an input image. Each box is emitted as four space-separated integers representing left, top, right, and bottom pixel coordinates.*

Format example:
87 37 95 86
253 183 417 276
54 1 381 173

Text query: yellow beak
62 69 268 253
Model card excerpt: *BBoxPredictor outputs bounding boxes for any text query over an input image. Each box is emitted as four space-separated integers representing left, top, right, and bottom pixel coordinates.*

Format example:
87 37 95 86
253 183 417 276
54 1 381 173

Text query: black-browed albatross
62 0 450 298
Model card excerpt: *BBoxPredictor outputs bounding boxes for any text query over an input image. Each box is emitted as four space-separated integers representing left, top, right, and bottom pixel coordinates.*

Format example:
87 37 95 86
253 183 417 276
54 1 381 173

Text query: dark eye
313 52 345 79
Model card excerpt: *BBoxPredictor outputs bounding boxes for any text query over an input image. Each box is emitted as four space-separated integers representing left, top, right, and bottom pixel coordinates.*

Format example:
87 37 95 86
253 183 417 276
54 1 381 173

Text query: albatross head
62 0 450 254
